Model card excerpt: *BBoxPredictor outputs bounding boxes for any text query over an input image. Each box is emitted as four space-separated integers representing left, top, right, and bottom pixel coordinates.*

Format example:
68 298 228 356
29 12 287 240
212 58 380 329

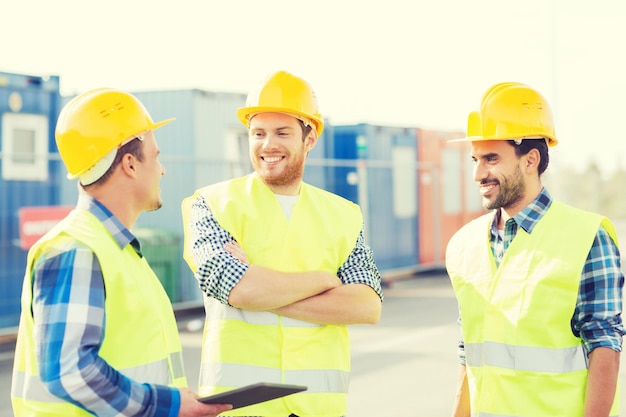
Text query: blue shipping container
0 72 62 330
329 124 419 272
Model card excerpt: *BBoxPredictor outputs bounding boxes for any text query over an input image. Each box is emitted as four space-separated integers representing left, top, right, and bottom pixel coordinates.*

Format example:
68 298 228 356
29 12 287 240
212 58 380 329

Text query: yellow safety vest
12 209 186 417
446 201 620 417
182 174 362 417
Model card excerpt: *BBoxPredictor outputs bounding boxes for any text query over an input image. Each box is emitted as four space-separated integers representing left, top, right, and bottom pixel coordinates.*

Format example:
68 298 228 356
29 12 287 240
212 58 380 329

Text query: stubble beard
482 165 525 211
253 152 306 189
146 201 163 212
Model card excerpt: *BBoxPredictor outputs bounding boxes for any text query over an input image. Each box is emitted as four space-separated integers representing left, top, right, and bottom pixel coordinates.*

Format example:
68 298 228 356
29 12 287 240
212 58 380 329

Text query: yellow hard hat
455 82 558 147
237 70 324 136
55 88 174 180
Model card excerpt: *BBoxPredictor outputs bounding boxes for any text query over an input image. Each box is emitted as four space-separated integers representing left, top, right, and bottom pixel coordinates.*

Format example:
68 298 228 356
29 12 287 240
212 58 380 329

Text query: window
2 113 49 181
441 148 462 214
224 128 250 178
391 145 417 218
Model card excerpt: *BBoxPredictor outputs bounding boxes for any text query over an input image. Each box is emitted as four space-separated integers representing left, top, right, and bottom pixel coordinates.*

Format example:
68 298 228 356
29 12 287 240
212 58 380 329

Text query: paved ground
1 273 625 416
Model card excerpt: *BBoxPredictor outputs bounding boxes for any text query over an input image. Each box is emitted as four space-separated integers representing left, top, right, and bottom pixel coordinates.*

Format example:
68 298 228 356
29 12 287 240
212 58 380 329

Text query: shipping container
0 71 62 330
415 128 485 267
303 121 331 189
117 89 248 304
328 124 419 276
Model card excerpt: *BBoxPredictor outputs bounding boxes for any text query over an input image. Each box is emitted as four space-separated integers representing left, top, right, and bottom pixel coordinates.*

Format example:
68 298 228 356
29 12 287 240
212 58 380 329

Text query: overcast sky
3 0 625 176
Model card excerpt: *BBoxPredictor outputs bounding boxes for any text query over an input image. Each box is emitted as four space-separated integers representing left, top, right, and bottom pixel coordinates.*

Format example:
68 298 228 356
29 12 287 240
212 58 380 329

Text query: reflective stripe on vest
183 174 362 417
12 209 186 415
11 353 183 402
472 413 618 417
465 341 588 373
446 201 620 417
122 352 185 383
199 362 350 393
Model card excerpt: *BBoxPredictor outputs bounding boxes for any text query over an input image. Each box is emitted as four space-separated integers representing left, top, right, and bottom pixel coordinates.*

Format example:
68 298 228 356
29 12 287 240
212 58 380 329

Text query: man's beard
482 165 525 210
253 151 306 189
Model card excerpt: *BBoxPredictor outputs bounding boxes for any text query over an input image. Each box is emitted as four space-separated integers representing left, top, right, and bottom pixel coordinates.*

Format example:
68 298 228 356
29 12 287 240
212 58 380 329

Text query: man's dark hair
297 119 313 141
508 139 549 176
82 137 144 189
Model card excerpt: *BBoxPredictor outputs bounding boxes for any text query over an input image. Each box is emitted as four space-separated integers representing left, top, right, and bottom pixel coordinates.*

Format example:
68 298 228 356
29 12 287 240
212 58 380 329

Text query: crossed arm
226 242 382 326
189 197 383 326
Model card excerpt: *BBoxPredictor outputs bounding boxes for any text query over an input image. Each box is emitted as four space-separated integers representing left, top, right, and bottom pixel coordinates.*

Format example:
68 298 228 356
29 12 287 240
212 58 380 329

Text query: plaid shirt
189 194 384 305
31 193 180 416
458 188 625 363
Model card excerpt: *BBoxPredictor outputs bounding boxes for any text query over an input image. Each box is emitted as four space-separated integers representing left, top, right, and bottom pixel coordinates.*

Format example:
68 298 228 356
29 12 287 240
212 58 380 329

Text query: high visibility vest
446 201 620 417
182 174 362 417
12 209 186 417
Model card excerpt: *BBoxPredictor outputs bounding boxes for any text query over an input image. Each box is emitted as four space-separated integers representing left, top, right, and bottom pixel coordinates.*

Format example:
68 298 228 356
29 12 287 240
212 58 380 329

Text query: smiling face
248 112 317 195
471 140 528 214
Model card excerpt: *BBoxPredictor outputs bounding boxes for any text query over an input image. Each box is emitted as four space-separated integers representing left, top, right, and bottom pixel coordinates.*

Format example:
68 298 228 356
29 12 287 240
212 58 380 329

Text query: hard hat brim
150 117 176 131
447 135 558 147
66 116 176 180
237 106 324 137
447 136 482 143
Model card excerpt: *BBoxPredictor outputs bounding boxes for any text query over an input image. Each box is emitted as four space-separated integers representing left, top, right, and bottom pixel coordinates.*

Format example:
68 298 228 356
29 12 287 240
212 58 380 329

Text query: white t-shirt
275 194 298 220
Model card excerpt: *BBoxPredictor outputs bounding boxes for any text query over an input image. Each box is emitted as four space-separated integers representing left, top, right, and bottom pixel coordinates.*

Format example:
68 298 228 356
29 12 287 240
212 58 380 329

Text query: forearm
228 265 341 310
451 365 471 417
40 348 178 417
190 200 249 304
271 283 382 325
222 227 382 315
583 347 620 417
34 248 179 416
39 327 177 416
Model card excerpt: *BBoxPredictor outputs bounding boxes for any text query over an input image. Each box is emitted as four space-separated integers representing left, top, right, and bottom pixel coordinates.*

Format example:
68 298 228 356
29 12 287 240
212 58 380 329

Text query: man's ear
119 153 138 177
524 148 540 172
305 130 318 152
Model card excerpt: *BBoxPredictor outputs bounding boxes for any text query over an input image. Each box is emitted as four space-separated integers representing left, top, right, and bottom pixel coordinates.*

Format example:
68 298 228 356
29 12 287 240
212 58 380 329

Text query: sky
3 0 626 176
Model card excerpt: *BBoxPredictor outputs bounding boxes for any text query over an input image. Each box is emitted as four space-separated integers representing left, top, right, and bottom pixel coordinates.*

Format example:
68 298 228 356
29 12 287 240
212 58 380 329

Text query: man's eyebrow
251 125 294 130
473 152 498 159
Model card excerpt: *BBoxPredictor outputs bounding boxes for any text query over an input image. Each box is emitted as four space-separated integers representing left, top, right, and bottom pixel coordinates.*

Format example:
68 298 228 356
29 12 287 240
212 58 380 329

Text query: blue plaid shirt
189 194 384 304
31 193 180 416
458 188 625 363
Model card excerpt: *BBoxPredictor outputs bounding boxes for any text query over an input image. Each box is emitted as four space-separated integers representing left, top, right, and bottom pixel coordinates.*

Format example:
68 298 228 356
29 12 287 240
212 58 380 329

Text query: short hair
82 137 145 189
507 139 549 176
297 119 313 141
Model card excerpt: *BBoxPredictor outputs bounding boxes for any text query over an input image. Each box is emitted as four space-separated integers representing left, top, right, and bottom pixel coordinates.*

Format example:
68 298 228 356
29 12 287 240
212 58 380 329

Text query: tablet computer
197 382 307 409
